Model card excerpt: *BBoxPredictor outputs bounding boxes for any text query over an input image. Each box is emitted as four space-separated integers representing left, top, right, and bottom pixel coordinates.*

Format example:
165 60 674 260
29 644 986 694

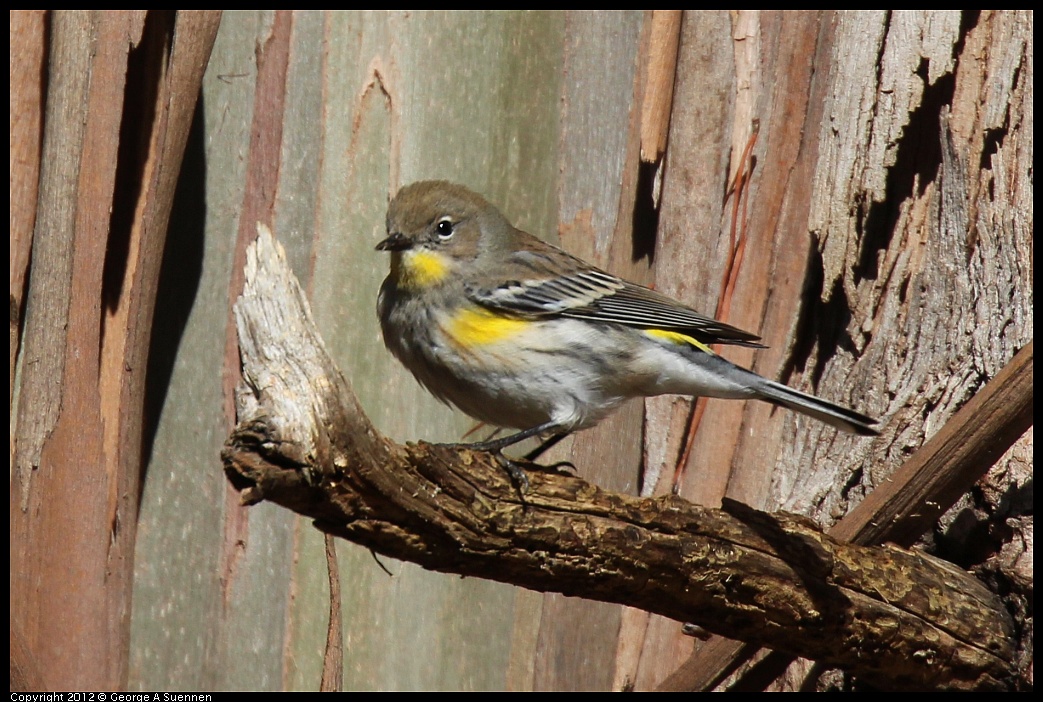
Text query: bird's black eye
435 217 455 240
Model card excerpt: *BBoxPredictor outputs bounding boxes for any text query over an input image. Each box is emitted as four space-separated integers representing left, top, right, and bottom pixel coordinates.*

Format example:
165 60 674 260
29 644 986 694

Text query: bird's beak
376 232 411 252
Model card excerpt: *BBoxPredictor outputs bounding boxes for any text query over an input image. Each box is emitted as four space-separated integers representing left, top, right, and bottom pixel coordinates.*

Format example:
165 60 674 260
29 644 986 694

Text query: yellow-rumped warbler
376 181 878 459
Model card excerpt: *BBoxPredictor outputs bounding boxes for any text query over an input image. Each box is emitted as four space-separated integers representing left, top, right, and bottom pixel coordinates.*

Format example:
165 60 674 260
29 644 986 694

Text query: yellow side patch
644 328 714 354
397 249 451 289
447 307 530 348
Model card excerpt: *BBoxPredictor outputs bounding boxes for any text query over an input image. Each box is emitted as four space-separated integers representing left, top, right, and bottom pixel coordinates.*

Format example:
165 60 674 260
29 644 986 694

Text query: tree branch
222 226 1015 691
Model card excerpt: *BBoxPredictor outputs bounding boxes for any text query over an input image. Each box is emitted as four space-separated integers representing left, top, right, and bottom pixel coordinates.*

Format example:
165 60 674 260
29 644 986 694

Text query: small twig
320 534 343 692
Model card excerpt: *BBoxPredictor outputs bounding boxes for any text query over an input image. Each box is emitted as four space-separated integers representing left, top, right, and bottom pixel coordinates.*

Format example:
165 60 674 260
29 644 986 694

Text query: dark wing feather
563 280 764 347
467 260 764 348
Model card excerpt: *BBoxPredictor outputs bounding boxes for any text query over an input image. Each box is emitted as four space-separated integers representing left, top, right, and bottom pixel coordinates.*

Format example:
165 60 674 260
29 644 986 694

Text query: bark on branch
222 227 1015 691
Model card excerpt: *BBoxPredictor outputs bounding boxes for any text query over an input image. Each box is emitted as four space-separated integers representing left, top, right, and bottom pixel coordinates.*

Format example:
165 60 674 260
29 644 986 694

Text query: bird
375 180 877 466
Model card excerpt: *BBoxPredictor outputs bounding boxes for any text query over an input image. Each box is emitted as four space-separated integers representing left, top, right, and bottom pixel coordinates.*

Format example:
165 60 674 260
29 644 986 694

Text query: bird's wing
467 255 764 348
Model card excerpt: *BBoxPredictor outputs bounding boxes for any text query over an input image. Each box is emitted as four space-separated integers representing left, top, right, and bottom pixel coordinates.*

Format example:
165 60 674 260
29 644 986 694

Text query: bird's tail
753 377 879 436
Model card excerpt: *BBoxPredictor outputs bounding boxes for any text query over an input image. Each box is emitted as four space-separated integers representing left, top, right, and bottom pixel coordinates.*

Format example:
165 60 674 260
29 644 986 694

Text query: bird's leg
522 432 574 473
449 420 564 493
464 420 562 453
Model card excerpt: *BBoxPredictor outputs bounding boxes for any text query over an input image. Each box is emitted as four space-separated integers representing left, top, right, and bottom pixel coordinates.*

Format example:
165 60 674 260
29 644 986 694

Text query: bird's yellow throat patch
447 307 529 348
644 328 713 354
394 249 451 289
